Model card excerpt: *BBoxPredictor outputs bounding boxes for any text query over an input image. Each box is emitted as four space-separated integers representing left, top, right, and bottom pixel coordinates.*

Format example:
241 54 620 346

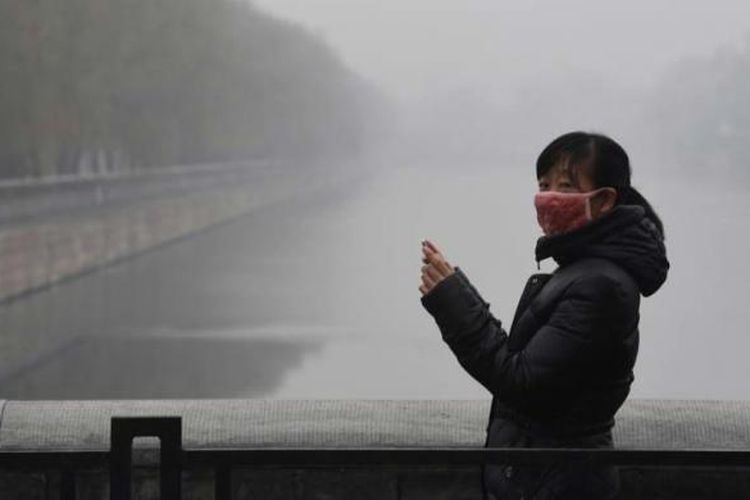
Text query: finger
422 239 438 254
434 259 454 276
426 251 448 269
425 242 448 264
421 272 436 289
423 263 443 281
419 284 429 295
422 241 453 275
430 262 447 278
426 240 443 256
424 239 442 255
422 244 442 263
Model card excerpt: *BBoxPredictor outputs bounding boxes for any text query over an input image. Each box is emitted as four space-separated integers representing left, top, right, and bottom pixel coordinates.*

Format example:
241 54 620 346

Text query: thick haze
255 0 750 101
256 0 750 179
3 1 750 400
246 0 750 400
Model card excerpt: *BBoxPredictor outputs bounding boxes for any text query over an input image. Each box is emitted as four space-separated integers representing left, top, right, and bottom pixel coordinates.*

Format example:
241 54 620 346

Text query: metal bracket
110 416 182 500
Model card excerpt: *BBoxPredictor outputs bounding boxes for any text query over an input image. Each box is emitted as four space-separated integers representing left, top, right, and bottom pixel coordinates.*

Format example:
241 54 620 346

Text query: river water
1 164 747 400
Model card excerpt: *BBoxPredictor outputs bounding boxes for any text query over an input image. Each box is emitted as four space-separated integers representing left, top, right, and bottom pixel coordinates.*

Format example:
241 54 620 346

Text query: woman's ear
590 187 618 219
598 187 618 215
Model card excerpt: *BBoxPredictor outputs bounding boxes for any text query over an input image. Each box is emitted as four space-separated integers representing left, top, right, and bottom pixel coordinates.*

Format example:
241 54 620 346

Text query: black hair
535 131 665 240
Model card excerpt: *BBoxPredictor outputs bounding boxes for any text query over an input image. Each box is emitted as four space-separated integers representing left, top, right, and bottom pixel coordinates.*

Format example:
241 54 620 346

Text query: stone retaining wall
0 166 347 305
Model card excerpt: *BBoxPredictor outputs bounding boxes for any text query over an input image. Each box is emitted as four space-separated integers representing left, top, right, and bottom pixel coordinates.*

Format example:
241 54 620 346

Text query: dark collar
534 204 646 267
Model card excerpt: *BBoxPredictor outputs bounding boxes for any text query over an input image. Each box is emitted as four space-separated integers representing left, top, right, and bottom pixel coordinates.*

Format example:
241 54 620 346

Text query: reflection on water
0 334 323 399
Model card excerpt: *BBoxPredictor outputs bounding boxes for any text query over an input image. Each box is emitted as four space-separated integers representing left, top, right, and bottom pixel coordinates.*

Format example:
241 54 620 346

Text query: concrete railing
0 162 276 226
1 399 749 499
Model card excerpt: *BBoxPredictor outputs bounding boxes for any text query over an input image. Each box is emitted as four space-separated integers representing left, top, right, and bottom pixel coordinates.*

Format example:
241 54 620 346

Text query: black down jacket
420 204 670 500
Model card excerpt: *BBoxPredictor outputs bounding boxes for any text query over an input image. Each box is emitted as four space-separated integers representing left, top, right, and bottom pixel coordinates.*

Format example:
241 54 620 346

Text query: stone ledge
1 399 748 451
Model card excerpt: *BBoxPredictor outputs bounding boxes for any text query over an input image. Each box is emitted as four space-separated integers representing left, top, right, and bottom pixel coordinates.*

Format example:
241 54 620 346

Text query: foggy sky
254 0 750 104
6 1 750 400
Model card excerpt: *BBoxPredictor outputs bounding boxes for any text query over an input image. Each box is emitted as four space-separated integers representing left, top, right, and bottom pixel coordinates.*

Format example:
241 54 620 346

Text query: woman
419 131 670 500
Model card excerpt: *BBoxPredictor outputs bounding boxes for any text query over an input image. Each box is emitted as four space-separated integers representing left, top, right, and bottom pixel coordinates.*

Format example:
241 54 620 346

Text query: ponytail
618 185 665 241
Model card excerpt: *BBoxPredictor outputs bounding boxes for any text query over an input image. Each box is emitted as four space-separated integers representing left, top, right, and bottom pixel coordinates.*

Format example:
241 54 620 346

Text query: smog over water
1 0 750 401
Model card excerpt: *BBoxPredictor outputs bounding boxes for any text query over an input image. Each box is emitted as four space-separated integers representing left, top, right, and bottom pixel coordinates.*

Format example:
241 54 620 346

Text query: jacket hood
535 204 670 297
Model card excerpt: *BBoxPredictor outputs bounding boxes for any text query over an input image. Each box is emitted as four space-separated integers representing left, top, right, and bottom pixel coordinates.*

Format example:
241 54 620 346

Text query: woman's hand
419 239 456 296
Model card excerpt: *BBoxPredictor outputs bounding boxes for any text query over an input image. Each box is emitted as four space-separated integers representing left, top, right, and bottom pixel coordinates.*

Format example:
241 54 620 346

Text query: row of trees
0 0 380 179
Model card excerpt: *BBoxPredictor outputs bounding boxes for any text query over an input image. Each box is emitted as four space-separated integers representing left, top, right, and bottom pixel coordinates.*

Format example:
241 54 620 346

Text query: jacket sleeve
420 266 627 404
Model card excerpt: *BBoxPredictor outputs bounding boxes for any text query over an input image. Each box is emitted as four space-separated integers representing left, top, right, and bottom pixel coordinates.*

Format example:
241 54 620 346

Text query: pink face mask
534 189 607 237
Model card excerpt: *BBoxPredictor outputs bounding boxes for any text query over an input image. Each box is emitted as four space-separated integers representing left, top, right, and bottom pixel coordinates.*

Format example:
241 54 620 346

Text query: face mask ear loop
584 188 604 221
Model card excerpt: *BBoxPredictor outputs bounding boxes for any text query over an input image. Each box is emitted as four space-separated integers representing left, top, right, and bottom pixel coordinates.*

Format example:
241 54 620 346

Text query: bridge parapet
0 399 748 499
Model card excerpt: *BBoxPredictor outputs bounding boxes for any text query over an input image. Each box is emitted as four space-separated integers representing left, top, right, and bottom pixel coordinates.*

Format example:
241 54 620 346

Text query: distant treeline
0 0 380 179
